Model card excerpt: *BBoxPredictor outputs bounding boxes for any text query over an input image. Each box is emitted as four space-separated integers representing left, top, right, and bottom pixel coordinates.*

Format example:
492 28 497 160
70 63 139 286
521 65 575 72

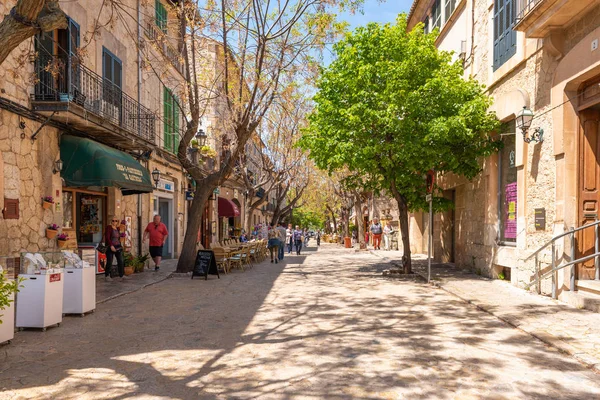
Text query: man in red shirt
144 215 168 271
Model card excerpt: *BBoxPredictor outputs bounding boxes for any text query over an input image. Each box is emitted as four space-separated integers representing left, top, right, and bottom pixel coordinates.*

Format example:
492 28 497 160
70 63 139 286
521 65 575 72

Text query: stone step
560 288 600 313
576 279 600 296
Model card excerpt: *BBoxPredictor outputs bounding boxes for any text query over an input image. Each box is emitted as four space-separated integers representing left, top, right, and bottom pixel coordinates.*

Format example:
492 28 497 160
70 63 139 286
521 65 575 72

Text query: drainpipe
137 0 143 256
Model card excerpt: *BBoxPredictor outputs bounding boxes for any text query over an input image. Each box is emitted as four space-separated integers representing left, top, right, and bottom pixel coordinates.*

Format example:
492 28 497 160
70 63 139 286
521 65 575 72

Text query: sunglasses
112 219 119 222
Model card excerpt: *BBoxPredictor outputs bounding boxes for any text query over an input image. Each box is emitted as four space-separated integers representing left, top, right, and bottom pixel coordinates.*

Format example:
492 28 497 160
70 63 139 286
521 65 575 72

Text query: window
102 48 122 89
444 0 456 23
493 0 517 71
498 120 517 244
163 86 180 153
423 16 430 34
432 0 442 29
155 0 168 34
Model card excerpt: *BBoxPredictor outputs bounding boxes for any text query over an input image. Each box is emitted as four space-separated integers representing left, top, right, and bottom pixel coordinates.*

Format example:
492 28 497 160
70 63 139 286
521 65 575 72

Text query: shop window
163 86 180 153
499 120 517 244
155 0 168 34
63 191 73 228
493 0 517 71
77 193 105 245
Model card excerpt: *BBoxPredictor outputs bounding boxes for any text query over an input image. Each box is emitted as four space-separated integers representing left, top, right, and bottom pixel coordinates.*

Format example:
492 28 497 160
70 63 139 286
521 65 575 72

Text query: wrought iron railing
524 220 600 298
32 55 156 143
516 0 544 21
144 20 185 75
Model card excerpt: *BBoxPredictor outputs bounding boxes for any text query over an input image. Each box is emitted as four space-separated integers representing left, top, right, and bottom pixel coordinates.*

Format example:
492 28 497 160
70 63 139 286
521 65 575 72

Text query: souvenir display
62 251 96 316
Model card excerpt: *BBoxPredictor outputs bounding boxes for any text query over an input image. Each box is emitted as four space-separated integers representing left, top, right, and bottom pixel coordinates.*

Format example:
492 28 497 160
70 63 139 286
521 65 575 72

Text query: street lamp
195 128 207 147
151 168 161 188
516 106 543 143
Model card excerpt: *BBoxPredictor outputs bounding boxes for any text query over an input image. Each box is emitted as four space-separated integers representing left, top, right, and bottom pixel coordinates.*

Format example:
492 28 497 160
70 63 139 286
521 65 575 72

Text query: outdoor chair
211 247 230 274
228 248 245 272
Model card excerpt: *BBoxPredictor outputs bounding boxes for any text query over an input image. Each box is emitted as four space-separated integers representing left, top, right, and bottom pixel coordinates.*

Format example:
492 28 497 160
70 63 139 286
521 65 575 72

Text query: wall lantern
516 106 544 143
151 168 161 188
195 128 207 146
52 159 63 174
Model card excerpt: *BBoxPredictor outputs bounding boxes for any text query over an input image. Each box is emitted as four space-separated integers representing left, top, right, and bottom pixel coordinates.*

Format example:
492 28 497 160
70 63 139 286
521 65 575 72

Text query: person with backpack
370 217 383 250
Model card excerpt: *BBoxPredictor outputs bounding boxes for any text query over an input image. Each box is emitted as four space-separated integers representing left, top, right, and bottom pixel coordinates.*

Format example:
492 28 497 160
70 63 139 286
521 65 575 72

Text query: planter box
0 286 15 344
63 267 96 315
16 272 64 330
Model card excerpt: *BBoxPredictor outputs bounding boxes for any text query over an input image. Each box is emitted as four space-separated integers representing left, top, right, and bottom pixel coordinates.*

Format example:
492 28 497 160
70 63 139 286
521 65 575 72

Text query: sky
321 0 414 64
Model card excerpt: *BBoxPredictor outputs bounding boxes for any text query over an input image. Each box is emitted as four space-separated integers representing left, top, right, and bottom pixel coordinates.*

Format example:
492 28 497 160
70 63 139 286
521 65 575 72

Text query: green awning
60 135 153 195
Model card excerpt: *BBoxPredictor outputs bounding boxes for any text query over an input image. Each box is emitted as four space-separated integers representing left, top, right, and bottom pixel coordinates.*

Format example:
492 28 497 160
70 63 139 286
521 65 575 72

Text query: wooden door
577 109 600 280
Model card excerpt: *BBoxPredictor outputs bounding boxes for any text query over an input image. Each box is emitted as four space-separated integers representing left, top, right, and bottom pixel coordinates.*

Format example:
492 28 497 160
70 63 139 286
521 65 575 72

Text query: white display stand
16 272 64 331
0 287 15 344
63 267 96 315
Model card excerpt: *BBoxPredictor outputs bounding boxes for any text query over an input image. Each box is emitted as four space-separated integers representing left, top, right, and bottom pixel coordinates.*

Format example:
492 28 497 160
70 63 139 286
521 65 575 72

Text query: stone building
0 0 194 269
407 0 600 304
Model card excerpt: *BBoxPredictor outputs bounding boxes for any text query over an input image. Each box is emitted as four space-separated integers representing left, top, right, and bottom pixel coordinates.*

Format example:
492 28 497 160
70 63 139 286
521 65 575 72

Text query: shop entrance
155 197 173 259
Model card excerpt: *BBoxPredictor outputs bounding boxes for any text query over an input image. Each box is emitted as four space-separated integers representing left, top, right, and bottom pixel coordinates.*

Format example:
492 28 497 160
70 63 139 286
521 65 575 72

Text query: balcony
515 0 591 38
144 20 185 75
31 56 156 150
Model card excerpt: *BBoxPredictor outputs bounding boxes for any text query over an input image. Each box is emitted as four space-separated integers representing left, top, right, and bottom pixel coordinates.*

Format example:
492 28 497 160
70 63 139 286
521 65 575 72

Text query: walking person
268 227 280 264
293 225 303 255
316 230 321 246
286 224 293 254
303 228 310 247
104 216 125 281
370 217 383 250
144 215 169 271
383 223 393 251
276 223 287 260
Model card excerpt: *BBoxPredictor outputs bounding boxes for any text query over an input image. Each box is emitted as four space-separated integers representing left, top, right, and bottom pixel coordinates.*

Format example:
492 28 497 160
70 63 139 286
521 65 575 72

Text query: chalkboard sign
192 250 220 280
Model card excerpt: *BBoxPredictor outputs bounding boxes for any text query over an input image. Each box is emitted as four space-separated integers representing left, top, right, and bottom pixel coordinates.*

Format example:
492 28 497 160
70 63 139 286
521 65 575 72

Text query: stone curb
96 273 173 305
367 250 600 375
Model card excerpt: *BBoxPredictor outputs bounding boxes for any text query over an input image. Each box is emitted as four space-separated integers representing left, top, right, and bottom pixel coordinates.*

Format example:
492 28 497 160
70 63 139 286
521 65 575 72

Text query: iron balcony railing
524 220 600 299
32 55 156 143
144 20 185 75
516 0 544 21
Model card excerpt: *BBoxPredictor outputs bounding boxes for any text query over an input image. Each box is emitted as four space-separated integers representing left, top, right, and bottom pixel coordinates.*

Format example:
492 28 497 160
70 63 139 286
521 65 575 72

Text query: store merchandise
61 251 91 269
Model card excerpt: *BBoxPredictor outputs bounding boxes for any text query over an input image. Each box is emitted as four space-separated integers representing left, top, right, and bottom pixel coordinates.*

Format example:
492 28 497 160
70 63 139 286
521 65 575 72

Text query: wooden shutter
173 95 180 152
2 198 19 219
493 0 517 71
163 86 173 152
155 0 167 33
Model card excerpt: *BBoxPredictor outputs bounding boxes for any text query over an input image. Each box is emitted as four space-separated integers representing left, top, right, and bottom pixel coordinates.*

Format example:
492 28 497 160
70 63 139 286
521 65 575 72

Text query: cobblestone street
2 244 600 399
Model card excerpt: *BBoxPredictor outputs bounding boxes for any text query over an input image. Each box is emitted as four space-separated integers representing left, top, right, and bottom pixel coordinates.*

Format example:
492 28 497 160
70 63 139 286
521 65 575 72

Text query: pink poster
504 182 517 239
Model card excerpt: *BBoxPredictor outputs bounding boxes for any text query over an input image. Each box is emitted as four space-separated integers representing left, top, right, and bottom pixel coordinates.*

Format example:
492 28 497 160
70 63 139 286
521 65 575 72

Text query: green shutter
163 86 172 152
173 95 180 152
155 0 167 33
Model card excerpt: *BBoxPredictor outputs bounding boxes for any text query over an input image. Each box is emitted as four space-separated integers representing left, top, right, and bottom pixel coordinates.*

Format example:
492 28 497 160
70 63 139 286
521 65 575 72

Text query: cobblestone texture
1 244 599 399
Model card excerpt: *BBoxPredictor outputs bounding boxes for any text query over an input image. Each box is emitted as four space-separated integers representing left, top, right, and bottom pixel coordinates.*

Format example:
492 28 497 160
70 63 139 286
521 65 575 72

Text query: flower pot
42 201 53 210
46 229 58 239
124 266 134 276
57 240 67 249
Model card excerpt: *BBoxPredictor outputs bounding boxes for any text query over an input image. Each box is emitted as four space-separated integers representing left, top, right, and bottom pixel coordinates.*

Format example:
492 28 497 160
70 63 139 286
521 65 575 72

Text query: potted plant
134 254 150 273
42 196 54 210
123 252 135 276
46 223 60 239
0 269 22 328
56 233 69 249
190 139 199 149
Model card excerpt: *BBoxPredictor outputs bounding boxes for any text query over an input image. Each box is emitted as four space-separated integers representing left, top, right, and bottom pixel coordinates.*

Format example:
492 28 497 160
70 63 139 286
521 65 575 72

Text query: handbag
96 242 108 254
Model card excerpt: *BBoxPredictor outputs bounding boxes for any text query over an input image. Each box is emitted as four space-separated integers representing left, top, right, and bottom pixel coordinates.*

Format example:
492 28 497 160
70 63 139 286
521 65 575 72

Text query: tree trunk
176 184 213 273
244 196 254 234
341 207 350 238
390 180 412 274
0 1 67 66
354 197 365 249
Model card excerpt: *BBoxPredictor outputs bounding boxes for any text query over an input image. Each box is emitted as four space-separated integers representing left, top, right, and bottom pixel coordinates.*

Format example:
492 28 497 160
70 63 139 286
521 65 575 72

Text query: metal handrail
524 220 600 261
525 220 600 299
516 0 544 21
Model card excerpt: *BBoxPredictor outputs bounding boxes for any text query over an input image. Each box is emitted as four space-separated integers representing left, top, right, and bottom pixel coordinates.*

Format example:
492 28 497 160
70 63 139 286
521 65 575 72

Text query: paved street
2 244 600 399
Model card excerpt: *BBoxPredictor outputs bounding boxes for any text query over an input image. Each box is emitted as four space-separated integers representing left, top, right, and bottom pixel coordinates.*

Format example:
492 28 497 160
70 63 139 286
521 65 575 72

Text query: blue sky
339 0 414 30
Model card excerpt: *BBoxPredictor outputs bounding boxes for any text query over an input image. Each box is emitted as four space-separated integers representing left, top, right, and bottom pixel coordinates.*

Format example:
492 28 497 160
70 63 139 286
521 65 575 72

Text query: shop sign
49 273 61 282
186 190 194 201
115 163 144 183
157 179 175 192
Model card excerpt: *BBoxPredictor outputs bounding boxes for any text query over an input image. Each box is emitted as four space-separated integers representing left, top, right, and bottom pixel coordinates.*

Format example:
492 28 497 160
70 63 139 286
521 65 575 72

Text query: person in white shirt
383 223 393 251
286 224 293 254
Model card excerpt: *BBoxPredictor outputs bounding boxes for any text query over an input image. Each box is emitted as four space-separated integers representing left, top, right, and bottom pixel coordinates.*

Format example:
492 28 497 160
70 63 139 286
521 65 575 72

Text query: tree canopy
299 14 500 272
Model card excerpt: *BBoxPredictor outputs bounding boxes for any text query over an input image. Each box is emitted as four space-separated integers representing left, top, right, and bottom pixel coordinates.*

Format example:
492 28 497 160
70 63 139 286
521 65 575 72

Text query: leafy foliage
0 271 22 325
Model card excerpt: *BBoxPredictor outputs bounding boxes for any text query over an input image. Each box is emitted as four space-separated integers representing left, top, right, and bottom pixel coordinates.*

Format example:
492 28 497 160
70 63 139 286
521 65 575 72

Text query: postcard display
16 252 65 331
0 257 16 344
62 251 96 315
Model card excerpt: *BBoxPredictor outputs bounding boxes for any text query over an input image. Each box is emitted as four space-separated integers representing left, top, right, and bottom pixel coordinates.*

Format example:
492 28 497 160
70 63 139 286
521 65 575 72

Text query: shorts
149 246 163 258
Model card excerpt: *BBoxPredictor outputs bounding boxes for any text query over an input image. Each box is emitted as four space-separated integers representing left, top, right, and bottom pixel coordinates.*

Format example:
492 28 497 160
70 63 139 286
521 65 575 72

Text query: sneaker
271 260 274 263
155 266 160 271
275 259 278 264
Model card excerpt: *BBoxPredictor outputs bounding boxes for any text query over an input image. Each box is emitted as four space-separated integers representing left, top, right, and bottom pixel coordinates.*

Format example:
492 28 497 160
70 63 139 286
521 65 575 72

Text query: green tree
300 15 500 273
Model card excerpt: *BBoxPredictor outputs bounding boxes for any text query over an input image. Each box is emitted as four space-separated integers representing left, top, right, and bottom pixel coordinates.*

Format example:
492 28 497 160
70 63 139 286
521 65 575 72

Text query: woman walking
104 216 125 281
293 225 303 255
268 227 280 263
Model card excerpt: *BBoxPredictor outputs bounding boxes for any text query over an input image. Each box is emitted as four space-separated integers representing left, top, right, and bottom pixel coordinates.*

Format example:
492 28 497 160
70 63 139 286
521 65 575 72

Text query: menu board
504 182 517 240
